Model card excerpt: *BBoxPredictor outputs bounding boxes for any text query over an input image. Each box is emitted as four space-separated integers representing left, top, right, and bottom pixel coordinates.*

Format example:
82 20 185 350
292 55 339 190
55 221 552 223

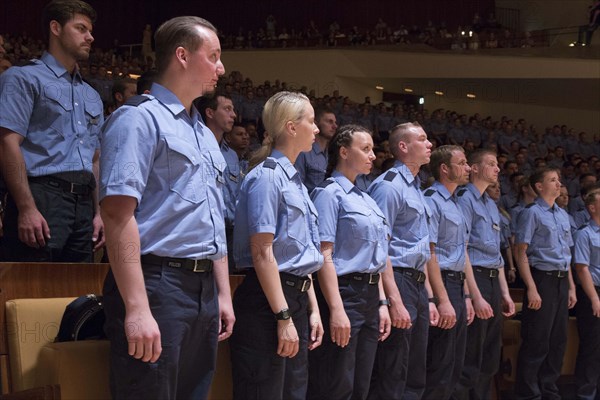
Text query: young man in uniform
100 16 234 399
514 167 577 400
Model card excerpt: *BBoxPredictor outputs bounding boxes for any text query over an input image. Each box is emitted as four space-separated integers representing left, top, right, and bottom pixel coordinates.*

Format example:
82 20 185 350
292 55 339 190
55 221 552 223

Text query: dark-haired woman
307 125 391 400
230 91 324 400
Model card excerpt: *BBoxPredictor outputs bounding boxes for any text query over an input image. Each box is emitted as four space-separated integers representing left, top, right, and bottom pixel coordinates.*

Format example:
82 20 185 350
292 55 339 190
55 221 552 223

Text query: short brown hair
42 0 96 41
154 16 217 75
468 148 497 166
430 145 464 181
529 167 560 195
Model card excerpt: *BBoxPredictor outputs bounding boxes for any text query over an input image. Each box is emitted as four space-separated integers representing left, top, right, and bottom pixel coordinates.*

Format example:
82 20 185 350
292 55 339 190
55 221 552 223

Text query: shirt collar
41 51 82 82
271 149 298 180
432 181 452 200
535 197 555 211
150 83 187 118
467 182 484 200
220 138 231 151
312 141 326 155
393 160 418 186
332 170 361 195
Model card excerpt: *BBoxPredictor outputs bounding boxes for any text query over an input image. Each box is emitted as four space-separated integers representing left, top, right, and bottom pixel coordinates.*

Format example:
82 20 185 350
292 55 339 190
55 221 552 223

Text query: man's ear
175 46 187 65
205 107 215 120
49 20 61 38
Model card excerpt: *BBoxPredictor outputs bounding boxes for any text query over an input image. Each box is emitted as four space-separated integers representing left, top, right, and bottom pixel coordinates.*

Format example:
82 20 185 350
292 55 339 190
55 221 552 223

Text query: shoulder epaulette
125 95 150 107
525 202 536 208
577 224 588 231
457 188 467 197
384 171 397 182
263 158 277 169
424 189 435 197
510 203 520 209
318 180 334 188
25 59 41 66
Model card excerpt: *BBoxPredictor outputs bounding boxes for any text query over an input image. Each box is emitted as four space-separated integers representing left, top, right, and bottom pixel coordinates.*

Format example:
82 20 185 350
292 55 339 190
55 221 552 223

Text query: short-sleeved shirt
0 52 104 176
234 150 323 276
220 139 242 224
424 181 469 272
573 220 600 285
99 83 226 260
295 141 328 194
515 197 573 271
368 160 431 271
509 201 527 235
498 206 512 250
456 183 504 269
573 209 591 230
311 171 389 275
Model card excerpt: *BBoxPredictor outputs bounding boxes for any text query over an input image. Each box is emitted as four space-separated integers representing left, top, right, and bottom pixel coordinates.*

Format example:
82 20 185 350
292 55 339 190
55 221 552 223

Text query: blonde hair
249 91 309 170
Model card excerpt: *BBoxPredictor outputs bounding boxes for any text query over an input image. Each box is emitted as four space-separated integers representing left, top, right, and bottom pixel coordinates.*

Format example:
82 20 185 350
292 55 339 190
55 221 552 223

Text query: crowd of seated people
222 13 544 50
0 10 544 80
0 31 597 259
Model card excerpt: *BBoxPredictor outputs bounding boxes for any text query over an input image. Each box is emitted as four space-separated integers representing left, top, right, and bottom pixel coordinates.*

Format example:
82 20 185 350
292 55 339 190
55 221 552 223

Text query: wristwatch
428 296 439 306
379 299 390 307
275 308 291 321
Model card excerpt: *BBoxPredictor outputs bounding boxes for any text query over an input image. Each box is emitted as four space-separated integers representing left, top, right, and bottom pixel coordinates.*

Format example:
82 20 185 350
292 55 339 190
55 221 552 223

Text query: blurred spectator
575 0 600 46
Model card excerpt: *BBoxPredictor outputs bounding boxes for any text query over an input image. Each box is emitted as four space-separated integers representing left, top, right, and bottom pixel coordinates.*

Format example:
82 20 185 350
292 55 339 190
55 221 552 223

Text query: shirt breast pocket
282 191 308 245
43 85 73 138
208 150 226 185
406 197 427 236
164 136 206 204
591 234 600 252
443 211 463 237
341 201 376 242
84 101 102 139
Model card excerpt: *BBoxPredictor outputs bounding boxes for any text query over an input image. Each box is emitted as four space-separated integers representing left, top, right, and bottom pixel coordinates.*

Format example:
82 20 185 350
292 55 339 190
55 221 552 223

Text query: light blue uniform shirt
509 201 527 235
311 171 389 275
456 183 504 269
368 160 431 271
0 52 103 175
573 208 591 229
424 181 468 271
295 141 327 194
234 150 323 276
498 208 512 251
220 139 242 224
99 83 226 259
574 220 600 286
515 197 573 271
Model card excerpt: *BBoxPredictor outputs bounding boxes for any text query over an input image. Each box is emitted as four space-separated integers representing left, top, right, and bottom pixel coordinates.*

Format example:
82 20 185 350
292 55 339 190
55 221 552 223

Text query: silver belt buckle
300 279 311 292
192 259 204 272
368 274 378 285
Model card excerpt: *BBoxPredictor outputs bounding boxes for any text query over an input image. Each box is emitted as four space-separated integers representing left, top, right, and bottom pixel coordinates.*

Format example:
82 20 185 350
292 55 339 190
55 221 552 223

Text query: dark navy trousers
103 262 219 400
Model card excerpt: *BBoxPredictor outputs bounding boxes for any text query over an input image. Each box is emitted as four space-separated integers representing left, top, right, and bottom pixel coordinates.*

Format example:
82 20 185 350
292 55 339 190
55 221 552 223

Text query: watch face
276 308 291 320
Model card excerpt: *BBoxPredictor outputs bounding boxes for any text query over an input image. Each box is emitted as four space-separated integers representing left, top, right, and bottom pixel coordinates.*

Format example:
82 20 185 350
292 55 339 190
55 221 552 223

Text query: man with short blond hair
368 122 438 399
100 15 234 399
454 149 515 400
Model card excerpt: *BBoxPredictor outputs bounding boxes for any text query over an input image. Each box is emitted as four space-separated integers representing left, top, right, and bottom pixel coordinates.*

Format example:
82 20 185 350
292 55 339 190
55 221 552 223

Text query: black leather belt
532 268 567 278
442 270 466 281
473 266 499 278
141 254 213 272
29 176 92 195
338 272 380 285
394 267 426 283
280 272 312 292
